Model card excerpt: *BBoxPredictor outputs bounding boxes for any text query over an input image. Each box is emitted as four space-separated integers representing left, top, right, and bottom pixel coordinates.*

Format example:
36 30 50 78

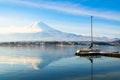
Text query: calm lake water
0 45 120 80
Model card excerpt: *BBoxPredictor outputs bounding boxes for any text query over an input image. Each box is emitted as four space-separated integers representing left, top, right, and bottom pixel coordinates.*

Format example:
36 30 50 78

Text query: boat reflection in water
75 54 120 80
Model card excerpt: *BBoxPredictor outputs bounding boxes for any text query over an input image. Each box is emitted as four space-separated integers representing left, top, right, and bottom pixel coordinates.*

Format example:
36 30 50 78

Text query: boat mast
89 16 93 49
91 16 93 44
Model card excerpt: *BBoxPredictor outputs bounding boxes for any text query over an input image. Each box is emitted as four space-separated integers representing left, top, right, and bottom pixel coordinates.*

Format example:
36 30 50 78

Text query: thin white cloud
0 17 9 22
0 26 42 34
1 0 120 21
0 22 42 34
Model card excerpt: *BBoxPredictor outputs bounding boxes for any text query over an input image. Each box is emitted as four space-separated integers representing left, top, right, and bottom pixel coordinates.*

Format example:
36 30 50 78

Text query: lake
0 45 120 80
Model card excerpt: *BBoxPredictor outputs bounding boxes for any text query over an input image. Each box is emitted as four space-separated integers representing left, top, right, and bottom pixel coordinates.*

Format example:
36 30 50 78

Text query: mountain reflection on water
0 45 120 80
0 56 41 70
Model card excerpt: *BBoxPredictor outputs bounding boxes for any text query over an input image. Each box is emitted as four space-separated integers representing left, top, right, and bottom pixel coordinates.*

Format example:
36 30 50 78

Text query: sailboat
76 16 100 54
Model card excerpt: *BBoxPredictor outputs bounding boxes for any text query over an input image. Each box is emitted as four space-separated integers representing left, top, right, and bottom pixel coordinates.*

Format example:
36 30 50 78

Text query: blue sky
0 0 120 38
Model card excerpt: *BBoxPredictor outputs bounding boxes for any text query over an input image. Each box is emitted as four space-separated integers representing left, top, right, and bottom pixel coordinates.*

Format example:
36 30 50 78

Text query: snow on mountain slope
0 22 116 42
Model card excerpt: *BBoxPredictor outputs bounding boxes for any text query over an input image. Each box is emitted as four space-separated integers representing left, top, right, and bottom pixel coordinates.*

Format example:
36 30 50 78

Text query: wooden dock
75 52 120 58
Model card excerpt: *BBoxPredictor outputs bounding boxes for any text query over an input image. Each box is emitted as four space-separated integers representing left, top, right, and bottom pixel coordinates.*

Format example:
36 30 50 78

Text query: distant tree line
0 41 119 46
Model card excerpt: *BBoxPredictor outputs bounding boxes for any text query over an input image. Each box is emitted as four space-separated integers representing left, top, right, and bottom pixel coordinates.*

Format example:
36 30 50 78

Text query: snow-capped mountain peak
31 21 39 28
31 22 56 32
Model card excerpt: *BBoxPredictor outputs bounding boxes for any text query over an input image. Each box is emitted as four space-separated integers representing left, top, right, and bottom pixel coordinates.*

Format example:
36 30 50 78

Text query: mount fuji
0 22 115 42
